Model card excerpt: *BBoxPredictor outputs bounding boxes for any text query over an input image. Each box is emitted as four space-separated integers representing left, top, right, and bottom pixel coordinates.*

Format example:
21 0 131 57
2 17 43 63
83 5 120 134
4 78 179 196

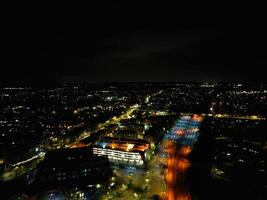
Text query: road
73 104 140 144
153 112 265 121
162 115 203 200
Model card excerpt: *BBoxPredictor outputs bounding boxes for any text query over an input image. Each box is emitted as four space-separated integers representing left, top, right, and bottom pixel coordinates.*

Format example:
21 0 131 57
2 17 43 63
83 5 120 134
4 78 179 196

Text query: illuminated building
93 137 151 166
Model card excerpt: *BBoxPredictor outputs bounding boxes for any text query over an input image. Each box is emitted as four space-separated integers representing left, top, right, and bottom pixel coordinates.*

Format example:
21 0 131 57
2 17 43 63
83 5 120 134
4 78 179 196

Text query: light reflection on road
161 115 203 200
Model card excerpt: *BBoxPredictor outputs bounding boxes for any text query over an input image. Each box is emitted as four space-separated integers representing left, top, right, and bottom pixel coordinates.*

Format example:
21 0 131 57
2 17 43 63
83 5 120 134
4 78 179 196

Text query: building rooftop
95 137 150 153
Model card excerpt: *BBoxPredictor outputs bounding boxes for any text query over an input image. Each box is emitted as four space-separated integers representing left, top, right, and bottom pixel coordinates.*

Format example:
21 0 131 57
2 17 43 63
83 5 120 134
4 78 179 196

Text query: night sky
2 2 267 86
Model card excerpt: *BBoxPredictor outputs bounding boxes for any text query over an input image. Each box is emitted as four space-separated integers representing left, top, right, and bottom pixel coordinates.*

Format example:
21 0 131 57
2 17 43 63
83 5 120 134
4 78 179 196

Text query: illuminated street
73 104 139 145
162 115 203 200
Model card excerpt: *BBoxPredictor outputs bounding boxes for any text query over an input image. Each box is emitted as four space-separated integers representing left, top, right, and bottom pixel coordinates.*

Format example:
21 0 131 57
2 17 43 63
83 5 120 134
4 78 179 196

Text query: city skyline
1 83 266 199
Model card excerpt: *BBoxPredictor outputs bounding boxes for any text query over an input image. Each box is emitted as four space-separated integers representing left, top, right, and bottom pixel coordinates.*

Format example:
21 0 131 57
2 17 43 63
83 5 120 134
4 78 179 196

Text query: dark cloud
2 2 267 86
